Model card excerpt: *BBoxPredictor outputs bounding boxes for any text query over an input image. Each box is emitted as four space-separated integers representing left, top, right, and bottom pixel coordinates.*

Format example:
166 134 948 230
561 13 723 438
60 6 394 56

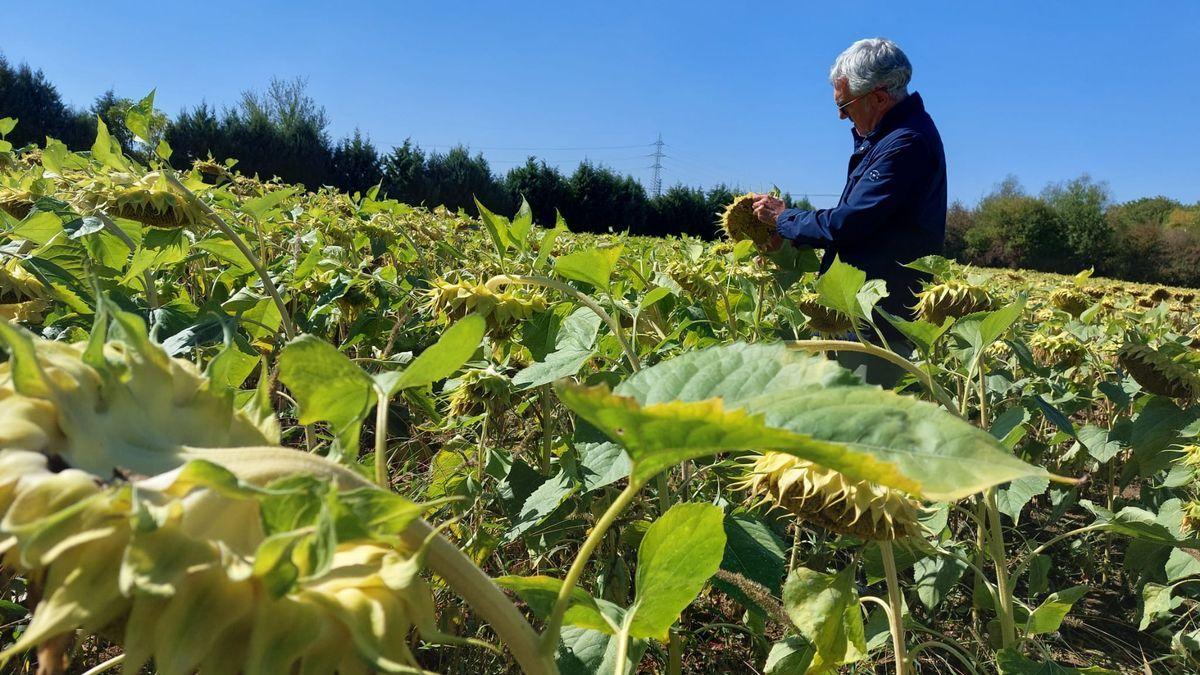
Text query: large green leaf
375 314 484 395
951 299 1026 372
555 384 902 487
716 514 788 606
764 637 815 674
815 256 867 322
559 341 1048 500
512 307 601 389
879 309 952 353
553 247 621 290
628 502 726 640
1081 501 1200 548
744 386 1047 501
613 341 860 404
781 566 866 671
277 334 372 455
556 621 647 675
474 197 511 254
913 553 968 610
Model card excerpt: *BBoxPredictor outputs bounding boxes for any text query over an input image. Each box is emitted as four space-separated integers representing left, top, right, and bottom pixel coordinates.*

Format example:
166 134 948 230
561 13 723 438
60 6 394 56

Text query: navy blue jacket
776 92 946 324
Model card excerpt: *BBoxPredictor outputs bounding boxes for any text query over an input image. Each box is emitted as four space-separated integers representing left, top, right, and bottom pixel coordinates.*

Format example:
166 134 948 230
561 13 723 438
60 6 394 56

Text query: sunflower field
0 105 1199 675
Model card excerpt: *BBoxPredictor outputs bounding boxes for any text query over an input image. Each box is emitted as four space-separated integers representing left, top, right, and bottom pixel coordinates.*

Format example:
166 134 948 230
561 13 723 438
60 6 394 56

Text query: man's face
834 79 887 136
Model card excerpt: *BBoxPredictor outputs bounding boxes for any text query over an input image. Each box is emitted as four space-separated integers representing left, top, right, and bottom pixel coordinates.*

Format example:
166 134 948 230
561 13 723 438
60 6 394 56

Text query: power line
378 141 655 152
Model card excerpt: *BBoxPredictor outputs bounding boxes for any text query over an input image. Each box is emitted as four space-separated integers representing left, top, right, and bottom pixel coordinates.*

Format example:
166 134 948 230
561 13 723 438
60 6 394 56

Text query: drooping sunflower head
736 452 922 540
1029 331 1087 368
1117 342 1200 400
1049 287 1091 318
719 193 774 248
796 292 854 335
0 315 451 674
426 278 546 338
663 260 716 297
1149 287 1173 303
0 186 34 220
914 280 994 325
103 171 206 229
446 365 513 419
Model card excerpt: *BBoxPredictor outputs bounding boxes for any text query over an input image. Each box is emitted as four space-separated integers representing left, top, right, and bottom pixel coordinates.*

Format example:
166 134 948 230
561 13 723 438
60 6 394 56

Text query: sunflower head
1117 342 1200 400
109 171 206 229
1183 501 1200 535
736 452 922 540
446 366 513 419
719 193 774 248
796 292 854 335
1049 287 1091 318
1029 331 1087 368
914 280 994 325
0 316 450 674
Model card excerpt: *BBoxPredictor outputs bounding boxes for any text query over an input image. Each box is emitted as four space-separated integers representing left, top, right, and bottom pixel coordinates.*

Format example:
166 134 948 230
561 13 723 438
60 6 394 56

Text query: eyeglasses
836 89 878 114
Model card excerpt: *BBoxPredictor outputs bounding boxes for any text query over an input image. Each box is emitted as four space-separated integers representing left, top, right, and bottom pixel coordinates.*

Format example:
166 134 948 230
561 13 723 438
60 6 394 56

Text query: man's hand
752 194 786 226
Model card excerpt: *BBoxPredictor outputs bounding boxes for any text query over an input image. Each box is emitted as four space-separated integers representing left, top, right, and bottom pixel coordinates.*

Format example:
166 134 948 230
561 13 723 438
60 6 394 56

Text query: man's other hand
752 194 785 226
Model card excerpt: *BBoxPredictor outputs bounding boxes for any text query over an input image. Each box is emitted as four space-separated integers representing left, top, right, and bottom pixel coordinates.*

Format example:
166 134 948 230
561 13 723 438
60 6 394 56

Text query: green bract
0 316 451 674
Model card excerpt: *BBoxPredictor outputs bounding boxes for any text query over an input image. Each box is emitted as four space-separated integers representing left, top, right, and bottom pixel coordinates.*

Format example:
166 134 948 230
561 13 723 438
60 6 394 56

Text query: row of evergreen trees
0 56 810 238
4 54 1199 285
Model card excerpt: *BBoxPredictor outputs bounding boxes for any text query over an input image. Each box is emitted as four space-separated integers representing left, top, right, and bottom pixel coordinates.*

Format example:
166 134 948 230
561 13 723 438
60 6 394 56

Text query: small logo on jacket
868 169 882 181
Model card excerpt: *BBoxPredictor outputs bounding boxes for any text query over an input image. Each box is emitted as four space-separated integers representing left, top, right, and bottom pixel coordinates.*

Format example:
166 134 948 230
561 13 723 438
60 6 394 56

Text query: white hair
829 38 912 100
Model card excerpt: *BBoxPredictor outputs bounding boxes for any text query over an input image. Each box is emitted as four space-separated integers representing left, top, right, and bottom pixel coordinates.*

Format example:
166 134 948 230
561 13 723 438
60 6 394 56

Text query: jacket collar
851 91 924 145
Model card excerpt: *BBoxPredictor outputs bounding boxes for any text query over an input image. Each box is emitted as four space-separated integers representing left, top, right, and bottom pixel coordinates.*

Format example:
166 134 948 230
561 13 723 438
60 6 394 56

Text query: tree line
0 56 810 239
945 175 1200 287
3 54 1199 286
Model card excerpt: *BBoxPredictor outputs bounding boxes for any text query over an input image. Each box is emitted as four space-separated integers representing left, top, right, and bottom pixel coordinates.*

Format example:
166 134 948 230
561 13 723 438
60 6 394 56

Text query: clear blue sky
5 1 1197 208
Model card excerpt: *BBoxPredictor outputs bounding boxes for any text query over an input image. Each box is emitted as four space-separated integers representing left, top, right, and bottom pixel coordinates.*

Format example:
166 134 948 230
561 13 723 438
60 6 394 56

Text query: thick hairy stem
162 170 295 340
983 489 1017 648
785 340 956 412
485 274 640 372
880 541 909 675
977 364 989 428
540 385 554 473
402 519 555 675
543 478 645 656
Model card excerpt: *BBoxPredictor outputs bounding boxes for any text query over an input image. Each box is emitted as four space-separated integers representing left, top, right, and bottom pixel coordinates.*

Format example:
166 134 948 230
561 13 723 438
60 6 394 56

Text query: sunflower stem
162 169 295 340
543 477 645 657
373 387 389 487
880 540 909 675
983 488 1017 648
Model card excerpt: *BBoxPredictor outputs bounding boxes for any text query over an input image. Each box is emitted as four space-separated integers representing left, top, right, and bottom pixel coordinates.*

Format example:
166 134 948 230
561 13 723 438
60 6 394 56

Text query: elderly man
754 38 946 339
